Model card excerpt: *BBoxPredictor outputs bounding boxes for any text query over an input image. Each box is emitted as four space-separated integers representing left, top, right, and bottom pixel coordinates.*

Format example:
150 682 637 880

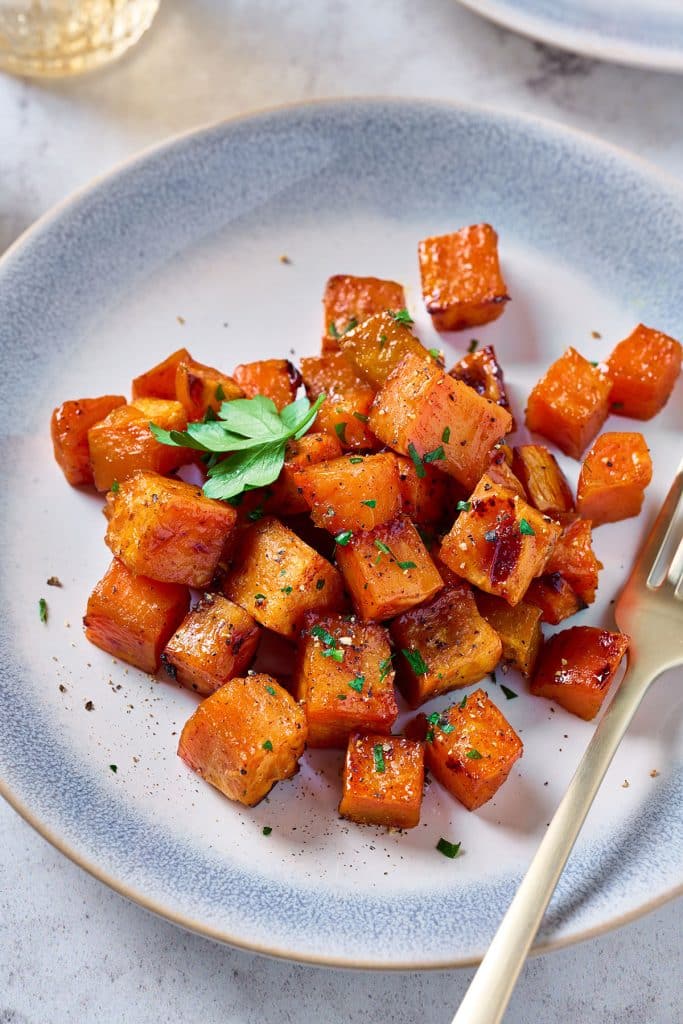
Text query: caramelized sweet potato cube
512 445 574 517
162 594 260 694
322 274 406 352
396 456 453 528
132 348 192 400
335 515 443 620
339 733 425 828
525 347 611 459
105 471 236 588
267 432 342 516
420 689 522 810
391 582 502 708
449 344 514 425
525 574 585 625
531 626 629 720
544 518 601 604
439 477 561 606
576 432 653 527
607 324 682 420
224 517 346 637
300 352 367 400
83 558 189 673
88 399 191 492
232 358 301 411
293 613 397 747
177 674 307 806
51 395 126 486
298 452 401 533
314 386 378 451
175 358 243 420
369 352 512 491
418 224 509 331
474 592 542 678
339 310 432 387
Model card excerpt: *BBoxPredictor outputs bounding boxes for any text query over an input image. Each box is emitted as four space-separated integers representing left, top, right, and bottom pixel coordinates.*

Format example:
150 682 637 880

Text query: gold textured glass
0 0 159 76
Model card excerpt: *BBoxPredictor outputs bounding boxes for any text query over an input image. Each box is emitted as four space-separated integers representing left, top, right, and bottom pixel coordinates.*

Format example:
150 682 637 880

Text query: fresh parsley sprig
149 393 326 501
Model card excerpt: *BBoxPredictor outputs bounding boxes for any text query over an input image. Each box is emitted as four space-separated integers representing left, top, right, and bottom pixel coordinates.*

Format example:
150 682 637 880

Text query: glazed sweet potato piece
525 347 612 459
607 324 682 419
544 518 602 604
339 310 432 388
233 358 301 411
162 594 260 694
322 274 406 352
339 733 425 828
177 674 307 806
175 357 243 420
531 626 629 720
418 224 509 331
131 348 192 400
51 395 126 486
267 432 342 516
300 352 367 400
224 517 346 638
439 476 562 606
335 515 443 620
512 445 574 518
297 452 402 533
390 582 502 708
88 399 192 492
525 574 586 625
83 558 189 673
576 432 653 527
105 471 237 588
396 456 454 529
449 344 513 424
369 352 512 491
293 613 397 747
418 689 522 810
474 592 542 678
314 385 378 451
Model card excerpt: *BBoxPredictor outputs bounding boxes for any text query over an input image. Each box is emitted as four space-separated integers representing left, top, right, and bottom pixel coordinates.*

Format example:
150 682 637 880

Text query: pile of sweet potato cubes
50 223 681 831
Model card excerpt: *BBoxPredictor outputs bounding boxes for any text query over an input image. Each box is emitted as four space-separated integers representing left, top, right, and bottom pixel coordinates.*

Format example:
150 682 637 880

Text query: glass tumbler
0 0 159 76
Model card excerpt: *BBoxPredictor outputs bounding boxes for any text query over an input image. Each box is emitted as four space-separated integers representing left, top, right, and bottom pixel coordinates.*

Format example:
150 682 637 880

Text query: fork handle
451 657 659 1024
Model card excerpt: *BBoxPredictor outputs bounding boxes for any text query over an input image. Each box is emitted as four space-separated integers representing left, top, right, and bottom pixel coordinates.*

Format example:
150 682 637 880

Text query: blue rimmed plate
0 99 681 968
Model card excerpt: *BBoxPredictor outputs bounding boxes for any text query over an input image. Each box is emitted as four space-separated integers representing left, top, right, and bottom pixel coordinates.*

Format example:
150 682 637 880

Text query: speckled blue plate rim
456 0 683 72
0 98 682 969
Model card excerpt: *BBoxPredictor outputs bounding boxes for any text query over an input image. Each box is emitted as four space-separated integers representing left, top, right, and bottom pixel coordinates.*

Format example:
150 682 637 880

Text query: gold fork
452 463 683 1024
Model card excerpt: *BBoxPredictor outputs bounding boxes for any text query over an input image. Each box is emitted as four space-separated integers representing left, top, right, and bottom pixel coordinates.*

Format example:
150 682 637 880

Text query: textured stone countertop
1 2 681 1021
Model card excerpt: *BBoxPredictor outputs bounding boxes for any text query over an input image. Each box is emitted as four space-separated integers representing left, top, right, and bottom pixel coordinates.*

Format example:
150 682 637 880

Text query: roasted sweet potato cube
480 453 526 499
175 358 243 420
576 432 653 527
474 592 542 678
339 310 432 387
162 594 260 694
390 582 502 708
294 613 397 747
396 456 454 528
418 224 509 331
525 574 586 624
369 352 512 491
449 344 514 425
224 517 346 637
267 432 342 516
525 347 611 459
131 348 192 400
531 627 629 720
339 733 425 828
335 515 443 620
177 674 307 805
105 471 236 588
83 558 189 673
322 274 406 352
607 324 682 420
51 395 126 486
300 352 367 400
297 452 401 533
233 358 301 411
439 477 562 606
314 386 378 451
88 399 191 492
544 518 602 604
419 689 522 810
512 445 574 517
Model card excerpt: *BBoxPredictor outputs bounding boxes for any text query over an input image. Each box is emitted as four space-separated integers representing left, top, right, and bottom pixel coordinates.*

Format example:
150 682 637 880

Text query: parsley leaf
500 684 518 700
391 308 414 326
334 422 347 443
456 500 471 512
436 837 461 859
423 446 445 464
468 339 479 354
373 743 386 773
466 748 483 760
38 598 48 624
407 442 426 479
335 530 353 546
402 648 429 675
441 427 451 444
519 518 535 536
348 676 364 693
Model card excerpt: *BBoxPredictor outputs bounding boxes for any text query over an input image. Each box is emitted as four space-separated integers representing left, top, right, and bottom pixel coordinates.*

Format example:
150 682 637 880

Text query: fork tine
643 462 683 589
669 536 683 594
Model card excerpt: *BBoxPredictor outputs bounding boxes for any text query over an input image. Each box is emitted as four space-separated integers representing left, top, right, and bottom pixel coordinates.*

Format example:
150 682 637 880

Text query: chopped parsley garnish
484 530 498 543
456 500 471 512
337 693 347 701
316 579 326 590
215 383 226 401
428 347 442 360
109 764 118 773
374 539 392 557
490 671 497 684
254 593 266 604
262 826 272 836
427 712 440 725
345 317 358 333
407 442 426 479
328 322 341 339
423 445 445 464
262 739 273 751
264 684 276 696
466 748 483 760
378 332 388 347
38 598 48 624
519 518 535 536
247 505 265 522
373 743 386 773
500 684 518 700
349 456 364 464
353 411 369 423
459 694 468 709
436 837 461 859
322 648 344 663
402 648 429 675
348 676 364 693
110 480 120 493
467 338 479 354
441 426 451 444
280 585 293 594
311 625 337 647
391 308 414 326
441 722 455 734
397 560 417 570
334 422 348 444
334 530 353 546
378 656 393 682
589 360 599 367
361 499 377 508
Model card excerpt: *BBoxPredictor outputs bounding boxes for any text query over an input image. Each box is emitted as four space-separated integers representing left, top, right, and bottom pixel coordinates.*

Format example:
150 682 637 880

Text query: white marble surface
1 1 681 1021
